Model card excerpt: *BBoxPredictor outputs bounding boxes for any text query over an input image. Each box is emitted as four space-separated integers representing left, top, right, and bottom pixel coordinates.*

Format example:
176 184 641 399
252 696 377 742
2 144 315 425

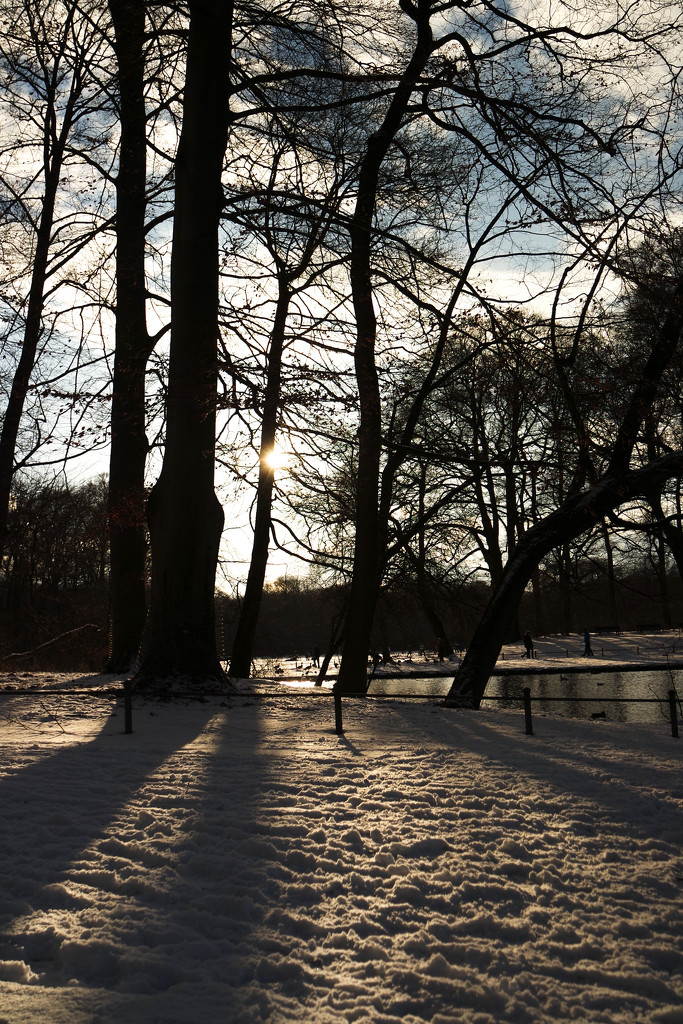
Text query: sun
262 447 290 471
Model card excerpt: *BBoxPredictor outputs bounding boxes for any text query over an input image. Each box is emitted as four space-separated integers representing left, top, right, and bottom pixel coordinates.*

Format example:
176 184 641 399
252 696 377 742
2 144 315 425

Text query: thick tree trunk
446 453 683 707
105 0 152 671
135 0 232 686
228 282 290 678
334 146 383 691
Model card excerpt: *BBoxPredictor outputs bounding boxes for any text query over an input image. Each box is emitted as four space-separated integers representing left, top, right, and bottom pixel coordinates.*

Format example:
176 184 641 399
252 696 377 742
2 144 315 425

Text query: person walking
582 629 594 657
523 631 534 659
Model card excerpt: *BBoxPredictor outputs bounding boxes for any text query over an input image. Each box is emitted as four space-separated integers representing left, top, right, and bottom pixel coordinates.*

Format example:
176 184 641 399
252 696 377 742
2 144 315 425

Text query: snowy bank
0 683 682 1023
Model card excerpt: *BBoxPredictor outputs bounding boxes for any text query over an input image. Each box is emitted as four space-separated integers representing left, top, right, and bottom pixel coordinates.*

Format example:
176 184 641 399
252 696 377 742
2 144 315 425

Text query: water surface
367 668 681 725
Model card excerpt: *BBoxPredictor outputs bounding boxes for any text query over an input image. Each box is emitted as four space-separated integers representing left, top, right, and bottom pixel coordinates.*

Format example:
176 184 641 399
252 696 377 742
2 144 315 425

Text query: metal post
669 689 679 739
124 680 133 735
523 687 533 736
334 691 343 735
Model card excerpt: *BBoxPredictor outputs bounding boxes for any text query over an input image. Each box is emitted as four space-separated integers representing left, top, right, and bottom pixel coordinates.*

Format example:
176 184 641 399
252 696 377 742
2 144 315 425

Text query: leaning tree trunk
446 454 683 707
228 280 290 679
105 0 152 671
447 274 683 707
315 605 347 685
135 0 232 685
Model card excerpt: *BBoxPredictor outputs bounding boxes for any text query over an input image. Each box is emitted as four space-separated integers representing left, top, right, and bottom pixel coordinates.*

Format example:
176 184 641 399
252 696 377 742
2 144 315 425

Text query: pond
366 668 682 725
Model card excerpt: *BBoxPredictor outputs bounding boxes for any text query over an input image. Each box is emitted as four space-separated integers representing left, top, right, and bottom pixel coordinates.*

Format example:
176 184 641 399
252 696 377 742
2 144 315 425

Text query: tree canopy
0 0 682 692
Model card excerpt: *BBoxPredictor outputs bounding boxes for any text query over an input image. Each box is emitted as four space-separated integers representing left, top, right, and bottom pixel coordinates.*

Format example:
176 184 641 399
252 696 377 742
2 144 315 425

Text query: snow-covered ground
253 628 683 680
0 659 682 1023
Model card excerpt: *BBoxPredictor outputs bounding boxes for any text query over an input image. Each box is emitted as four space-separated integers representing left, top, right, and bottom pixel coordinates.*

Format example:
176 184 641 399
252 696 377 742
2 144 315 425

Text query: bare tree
135 0 232 684
0 0 113 559
105 0 153 670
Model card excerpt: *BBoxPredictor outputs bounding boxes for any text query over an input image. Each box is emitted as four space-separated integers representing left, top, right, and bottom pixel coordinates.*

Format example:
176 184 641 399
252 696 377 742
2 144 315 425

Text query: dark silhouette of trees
3 474 108 599
1 0 682 691
448 253 683 705
224 98 354 678
0 0 113 561
332 0 682 690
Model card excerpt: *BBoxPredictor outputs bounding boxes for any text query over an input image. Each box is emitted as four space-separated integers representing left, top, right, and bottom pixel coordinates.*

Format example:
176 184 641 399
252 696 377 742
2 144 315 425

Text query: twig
0 623 100 666
37 700 67 733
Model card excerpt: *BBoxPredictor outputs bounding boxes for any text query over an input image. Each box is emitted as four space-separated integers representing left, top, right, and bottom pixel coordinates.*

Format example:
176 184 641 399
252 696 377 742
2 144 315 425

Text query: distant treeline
1 472 681 670
0 568 681 674
217 573 683 665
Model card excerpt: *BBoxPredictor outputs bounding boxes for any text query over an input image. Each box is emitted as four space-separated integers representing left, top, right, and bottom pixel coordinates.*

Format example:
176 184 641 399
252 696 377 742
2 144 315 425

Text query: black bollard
523 687 533 736
334 691 343 735
669 689 679 739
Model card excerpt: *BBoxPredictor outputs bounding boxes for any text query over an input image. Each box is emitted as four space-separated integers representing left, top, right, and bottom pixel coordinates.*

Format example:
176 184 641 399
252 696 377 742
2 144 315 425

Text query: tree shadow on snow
0 689 219 975
381 700 683 841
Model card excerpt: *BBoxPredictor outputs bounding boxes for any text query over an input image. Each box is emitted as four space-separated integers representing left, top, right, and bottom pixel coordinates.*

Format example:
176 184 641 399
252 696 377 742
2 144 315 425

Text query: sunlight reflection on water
367 670 681 724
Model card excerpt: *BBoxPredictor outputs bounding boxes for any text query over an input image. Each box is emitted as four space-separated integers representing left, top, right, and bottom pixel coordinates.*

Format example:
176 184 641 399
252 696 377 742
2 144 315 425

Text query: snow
255 628 683 680
1 640 682 1023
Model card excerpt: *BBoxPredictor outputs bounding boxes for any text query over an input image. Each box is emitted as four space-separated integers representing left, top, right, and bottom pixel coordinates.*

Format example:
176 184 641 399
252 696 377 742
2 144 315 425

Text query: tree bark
105 0 152 671
446 453 683 707
135 0 232 685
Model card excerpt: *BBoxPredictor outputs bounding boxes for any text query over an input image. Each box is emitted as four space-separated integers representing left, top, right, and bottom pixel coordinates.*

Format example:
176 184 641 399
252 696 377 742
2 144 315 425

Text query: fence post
523 687 533 736
334 691 343 735
124 680 133 735
669 689 679 738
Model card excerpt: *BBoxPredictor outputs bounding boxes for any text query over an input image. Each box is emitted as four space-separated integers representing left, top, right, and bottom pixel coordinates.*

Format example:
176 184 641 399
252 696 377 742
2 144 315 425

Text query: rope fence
333 687 681 739
0 682 679 741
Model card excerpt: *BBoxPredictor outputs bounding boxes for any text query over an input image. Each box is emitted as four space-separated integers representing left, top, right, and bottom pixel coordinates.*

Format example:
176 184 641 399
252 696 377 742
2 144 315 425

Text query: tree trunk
647 490 683 583
409 470 453 654
531 566 545 636
228 280 290 678
600 519 618 627
654 528 672 628
315 605 346 686
446 453 683 707
135 0 232 686
559 542 573 633
336 10 435 693
105 0 152 671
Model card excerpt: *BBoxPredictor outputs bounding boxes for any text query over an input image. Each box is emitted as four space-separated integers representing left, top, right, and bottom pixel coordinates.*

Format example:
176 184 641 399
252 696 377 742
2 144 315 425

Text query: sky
0 661 681 1024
